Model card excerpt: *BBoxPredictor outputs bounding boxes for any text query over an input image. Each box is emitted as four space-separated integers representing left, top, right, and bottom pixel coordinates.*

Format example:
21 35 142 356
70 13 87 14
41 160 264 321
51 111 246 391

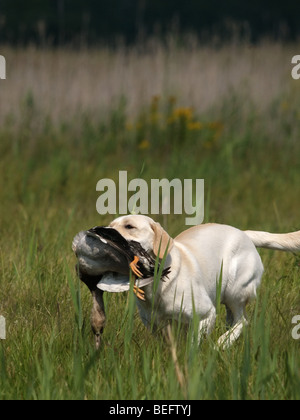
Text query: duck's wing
88 227 144 277
128 240 156 265
87 227 134 260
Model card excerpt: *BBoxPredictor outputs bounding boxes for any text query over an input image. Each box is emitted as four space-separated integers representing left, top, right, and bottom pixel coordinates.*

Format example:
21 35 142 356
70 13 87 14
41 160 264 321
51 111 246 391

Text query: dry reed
0 40 298 125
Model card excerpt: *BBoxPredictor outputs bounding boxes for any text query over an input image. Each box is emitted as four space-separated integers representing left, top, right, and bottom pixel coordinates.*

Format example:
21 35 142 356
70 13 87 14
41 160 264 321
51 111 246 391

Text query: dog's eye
125 224 135 229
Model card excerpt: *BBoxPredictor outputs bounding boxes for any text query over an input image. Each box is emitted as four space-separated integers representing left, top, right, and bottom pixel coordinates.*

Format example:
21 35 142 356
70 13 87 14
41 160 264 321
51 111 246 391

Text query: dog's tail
244 229 300 252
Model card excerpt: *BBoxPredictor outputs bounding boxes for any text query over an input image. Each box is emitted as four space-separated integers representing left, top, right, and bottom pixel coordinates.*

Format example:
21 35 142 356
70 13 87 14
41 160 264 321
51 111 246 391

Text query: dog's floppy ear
150 221 174 259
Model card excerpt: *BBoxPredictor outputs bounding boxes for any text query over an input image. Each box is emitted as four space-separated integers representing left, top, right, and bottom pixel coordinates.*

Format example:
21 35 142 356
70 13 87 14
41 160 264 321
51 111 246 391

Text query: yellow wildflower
151 95 160 105
125 122 134 131
138 139 150 150
167 107 194 124
280 100 289 111
173 107 193 120
187 121 203 131
168 95 177 105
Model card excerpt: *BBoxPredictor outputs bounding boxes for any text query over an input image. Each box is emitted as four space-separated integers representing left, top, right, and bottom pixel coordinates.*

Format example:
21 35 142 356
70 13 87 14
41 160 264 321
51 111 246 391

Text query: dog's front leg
196 308 217 345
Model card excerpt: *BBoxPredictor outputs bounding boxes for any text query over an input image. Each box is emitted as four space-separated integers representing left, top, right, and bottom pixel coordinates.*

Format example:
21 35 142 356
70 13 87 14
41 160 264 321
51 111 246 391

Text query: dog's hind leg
217 249 262 349
225 305 234 329
216 304 247 349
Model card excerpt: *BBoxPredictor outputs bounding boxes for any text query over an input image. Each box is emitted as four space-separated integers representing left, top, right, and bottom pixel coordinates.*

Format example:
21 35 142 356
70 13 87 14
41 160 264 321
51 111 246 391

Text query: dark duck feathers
87 226 170 279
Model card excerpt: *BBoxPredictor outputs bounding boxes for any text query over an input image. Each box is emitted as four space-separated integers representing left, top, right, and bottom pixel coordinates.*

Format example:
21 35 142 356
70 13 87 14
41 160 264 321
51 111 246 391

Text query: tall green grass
0 43 300 400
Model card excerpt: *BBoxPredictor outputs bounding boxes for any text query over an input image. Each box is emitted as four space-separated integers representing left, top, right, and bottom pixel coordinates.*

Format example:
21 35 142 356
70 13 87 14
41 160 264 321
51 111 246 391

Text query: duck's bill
96 273 154 293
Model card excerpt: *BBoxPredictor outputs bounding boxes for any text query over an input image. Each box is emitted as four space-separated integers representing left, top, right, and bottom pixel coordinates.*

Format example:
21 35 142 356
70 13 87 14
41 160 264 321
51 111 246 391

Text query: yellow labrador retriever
110 215 300 347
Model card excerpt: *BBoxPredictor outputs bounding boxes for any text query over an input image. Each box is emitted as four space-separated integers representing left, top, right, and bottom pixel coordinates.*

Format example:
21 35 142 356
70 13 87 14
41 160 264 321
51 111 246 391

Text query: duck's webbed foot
129 255 143 277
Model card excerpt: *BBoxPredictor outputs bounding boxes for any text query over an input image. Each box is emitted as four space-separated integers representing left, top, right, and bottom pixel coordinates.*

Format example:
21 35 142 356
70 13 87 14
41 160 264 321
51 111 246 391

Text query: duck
87 226 170 299
73 226 170 300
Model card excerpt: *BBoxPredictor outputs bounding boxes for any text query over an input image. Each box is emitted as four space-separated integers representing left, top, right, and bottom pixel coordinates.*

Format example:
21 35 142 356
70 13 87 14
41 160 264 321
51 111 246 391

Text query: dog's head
109 215 174 259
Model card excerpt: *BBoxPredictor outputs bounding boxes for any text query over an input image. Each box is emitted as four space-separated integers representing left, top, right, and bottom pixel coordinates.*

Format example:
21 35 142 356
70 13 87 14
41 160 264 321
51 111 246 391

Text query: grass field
0 40 300 400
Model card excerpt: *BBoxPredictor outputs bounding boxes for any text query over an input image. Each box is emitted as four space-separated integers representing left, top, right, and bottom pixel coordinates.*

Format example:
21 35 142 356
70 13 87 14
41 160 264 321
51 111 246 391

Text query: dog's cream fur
110 215 300 347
